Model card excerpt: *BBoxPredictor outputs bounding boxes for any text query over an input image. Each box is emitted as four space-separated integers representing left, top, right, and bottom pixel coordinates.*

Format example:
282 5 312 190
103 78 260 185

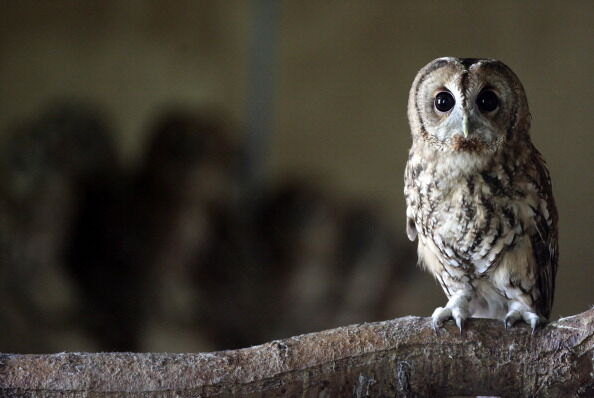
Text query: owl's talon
505 311 521 329
504 310 520 330
525 312 541 334
504 306 541 333
431 306 451 330
452 307 468 334
456 317 463 334
430 319 438 333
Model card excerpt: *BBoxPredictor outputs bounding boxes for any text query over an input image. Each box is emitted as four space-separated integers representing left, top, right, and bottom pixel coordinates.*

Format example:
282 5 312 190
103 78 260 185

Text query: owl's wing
529 148 558 320
406 216 417 241
404 154 419 242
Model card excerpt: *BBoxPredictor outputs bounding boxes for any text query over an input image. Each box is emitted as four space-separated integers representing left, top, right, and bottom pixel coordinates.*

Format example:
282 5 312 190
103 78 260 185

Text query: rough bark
1 308 593 397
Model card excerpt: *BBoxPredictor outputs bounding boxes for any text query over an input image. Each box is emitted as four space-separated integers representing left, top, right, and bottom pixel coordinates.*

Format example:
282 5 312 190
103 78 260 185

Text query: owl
404 57 558 332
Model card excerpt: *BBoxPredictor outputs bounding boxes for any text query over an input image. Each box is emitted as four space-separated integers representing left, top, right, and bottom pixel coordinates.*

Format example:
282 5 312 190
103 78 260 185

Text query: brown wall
0 1 592 334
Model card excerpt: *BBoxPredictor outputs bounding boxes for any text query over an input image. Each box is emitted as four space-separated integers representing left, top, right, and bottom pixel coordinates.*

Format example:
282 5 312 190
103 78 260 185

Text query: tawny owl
404 57 558 332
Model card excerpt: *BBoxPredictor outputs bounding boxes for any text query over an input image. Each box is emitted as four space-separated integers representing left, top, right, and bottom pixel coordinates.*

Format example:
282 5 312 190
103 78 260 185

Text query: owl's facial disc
410 57 526 154
429 74 503 152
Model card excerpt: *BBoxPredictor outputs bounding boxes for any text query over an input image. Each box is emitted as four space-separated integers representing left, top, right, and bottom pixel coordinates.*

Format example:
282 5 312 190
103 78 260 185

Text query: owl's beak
462 114 470 138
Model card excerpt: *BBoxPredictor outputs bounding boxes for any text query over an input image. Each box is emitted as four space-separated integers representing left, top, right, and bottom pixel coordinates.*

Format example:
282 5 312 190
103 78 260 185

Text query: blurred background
0 1 592 353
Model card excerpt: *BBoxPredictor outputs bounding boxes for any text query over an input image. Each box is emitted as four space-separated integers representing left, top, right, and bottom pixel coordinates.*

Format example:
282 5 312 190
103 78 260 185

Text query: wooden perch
1 308 593 397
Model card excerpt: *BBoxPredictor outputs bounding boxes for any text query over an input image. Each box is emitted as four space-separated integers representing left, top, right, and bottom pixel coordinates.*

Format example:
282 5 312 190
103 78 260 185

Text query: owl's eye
477 90 499 112
434 92 455 112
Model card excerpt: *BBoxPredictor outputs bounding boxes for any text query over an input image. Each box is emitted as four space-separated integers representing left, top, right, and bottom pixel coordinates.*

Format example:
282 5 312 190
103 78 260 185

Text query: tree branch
1 308 593 397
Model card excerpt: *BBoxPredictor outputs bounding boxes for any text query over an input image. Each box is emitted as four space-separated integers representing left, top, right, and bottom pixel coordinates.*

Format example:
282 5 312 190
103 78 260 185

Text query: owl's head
407 57 530 153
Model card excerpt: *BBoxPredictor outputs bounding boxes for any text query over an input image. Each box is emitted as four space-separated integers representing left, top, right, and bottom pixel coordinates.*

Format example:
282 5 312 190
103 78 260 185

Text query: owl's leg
431 290 472 333
504 301 541 333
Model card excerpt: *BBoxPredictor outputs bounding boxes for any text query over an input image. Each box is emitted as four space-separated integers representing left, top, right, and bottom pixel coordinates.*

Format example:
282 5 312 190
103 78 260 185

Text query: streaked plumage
404 57 558 331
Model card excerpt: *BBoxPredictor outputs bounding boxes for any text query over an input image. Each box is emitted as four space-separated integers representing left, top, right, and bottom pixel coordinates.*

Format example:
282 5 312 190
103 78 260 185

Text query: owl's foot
503 302 541 334
431 292 471 333
432 306 466 333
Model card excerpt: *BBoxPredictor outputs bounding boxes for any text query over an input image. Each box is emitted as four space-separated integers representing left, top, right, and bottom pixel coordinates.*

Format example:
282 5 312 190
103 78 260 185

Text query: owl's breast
414 169 532 275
